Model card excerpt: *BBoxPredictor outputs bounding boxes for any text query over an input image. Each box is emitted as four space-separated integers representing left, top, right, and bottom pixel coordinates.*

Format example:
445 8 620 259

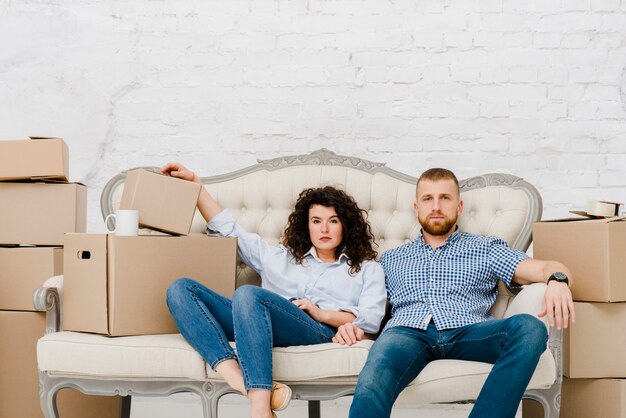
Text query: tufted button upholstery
110 165 534 303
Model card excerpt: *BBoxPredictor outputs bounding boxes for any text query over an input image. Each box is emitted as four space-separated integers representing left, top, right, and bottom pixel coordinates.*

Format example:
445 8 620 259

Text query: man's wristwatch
547 271 569 285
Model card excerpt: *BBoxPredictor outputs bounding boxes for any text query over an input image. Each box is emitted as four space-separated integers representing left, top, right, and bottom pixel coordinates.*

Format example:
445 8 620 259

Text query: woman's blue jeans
349 314 548 418
166 278 336 391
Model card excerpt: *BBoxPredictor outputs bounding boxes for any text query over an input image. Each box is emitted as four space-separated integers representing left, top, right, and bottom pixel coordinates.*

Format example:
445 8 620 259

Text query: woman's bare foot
248 389 273 418
215 359 246 396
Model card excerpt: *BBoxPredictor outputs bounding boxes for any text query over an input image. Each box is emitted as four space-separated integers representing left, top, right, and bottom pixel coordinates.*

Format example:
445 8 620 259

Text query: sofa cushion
205 340 374 383
37 332 207 381
39 331 554 397
396 348 556 405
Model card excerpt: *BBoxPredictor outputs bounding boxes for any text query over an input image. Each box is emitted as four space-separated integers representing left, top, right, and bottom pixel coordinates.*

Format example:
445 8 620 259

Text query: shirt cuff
339 306 377 334
206 210 236 236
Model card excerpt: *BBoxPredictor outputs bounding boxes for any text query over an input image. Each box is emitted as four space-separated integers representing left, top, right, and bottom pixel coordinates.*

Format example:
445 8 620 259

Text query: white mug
105 210 139 236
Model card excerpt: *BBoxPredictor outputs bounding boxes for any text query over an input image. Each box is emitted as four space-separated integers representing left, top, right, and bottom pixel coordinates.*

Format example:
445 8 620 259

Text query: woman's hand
332 323 364 346
292 298 357 328
292 298 324 322
161 162 222 222
161 163 200 184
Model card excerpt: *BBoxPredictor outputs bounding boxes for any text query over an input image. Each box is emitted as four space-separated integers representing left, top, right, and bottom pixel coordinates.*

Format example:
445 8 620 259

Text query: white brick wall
1 0 625 229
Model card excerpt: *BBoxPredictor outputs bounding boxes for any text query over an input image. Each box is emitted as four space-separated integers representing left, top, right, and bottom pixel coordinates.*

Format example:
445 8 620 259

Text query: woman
163 163 386 418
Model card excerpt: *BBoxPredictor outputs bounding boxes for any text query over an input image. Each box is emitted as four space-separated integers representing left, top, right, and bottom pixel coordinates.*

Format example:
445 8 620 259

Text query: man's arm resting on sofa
512 258 575 330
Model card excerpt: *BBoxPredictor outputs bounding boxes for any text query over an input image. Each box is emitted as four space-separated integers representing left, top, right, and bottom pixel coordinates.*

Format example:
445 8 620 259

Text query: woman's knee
166 277 196 307
232 285 263 304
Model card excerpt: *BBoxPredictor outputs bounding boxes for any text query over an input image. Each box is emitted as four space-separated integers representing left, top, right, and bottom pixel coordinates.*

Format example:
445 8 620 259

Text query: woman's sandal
270 381 292 411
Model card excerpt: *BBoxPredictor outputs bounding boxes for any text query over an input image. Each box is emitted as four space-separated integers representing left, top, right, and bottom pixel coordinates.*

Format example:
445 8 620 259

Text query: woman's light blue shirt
207 210 387 333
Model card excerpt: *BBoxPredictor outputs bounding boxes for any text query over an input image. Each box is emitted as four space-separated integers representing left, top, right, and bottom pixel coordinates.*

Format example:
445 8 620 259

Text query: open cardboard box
533 216 626 302
0 182 86 245
119 168 202 235
0 247 62 311
0 137 69 182
63 233 237 336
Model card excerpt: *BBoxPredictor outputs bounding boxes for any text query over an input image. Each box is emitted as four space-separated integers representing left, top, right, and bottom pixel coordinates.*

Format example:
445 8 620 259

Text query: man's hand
538 281 575 329
161 163 200 183
332 323 364 346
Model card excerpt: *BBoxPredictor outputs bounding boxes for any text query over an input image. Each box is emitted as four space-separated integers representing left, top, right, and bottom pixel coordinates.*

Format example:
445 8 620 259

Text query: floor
130 393 522 417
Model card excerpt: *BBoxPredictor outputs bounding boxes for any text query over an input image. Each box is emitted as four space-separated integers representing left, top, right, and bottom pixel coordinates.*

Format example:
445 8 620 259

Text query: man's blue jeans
349 315 548 418
166 278 336 391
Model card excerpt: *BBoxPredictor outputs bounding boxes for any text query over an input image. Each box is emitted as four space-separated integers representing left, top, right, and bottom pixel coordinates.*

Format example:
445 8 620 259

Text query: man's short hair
416 168 460 196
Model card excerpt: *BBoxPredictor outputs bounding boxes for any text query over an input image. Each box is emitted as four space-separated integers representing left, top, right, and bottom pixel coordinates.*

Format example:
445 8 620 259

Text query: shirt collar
305 247 348 264
417 226 461 247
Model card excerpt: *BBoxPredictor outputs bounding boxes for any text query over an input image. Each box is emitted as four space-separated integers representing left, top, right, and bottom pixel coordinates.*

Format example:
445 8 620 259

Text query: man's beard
419 212 457 236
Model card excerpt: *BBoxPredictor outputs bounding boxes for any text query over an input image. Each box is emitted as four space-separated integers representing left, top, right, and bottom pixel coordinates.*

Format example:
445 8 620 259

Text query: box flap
539 215 626 224
28 136 64 140
62 234 109 334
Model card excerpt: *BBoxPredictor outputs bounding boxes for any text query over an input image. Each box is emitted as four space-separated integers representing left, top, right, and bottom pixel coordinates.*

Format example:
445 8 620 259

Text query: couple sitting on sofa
163 162 575 418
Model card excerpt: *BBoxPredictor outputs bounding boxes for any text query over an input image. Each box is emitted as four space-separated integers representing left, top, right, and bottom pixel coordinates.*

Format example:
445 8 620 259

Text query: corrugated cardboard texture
120 168 201 235
564 302 626 378
523 378 626 418
63 233 237 336
0 311 121 418
533 218 626 302
0 183 87 245
0 247 63 311
0 138 69 181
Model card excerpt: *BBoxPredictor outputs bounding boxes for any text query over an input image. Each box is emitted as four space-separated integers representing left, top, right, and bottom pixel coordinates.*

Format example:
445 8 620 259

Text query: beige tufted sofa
35 149 561 418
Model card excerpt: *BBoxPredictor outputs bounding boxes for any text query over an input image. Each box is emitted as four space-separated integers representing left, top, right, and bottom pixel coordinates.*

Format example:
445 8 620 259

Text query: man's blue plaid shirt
380 228 528 332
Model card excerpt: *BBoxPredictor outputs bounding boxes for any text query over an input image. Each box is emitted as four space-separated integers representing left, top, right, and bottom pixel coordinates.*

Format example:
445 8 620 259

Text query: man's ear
413 200 419 218
457 199 464 216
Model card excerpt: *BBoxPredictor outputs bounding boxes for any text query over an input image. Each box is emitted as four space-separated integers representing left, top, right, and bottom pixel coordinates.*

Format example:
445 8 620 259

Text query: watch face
553 272 568 281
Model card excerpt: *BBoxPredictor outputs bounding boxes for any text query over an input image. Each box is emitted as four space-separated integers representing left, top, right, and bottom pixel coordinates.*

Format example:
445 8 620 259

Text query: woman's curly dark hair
282 186 377 274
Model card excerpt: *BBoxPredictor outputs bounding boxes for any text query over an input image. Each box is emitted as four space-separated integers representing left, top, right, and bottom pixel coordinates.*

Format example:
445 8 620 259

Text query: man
333 168 575 418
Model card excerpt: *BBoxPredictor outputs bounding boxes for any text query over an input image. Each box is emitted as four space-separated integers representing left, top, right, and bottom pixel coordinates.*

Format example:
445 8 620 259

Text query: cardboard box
533 217 626 302
0 247 63 311
0 311 121 418
0 137 69 181
63 233 237 336
119 168 201 235
523 378 626 418
0 182 86 245
564 301 626 378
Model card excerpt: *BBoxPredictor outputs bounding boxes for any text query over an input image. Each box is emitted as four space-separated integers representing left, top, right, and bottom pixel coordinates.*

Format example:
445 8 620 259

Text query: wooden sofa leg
308 400 321 418
120 396 132 418
39 371 60 418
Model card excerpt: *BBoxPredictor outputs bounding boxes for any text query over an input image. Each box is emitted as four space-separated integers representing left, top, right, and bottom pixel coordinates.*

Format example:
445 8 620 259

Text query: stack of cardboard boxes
0 137 120 417
524 216 626 417
61 167 238 337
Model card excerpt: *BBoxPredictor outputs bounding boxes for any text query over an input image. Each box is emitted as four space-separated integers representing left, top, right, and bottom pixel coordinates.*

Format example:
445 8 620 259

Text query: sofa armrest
503 282 563 386
32 275 63 334
503 282 546 322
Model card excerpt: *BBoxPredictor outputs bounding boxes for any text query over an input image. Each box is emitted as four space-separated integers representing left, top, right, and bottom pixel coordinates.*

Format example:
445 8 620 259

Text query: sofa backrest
101 149 542 318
